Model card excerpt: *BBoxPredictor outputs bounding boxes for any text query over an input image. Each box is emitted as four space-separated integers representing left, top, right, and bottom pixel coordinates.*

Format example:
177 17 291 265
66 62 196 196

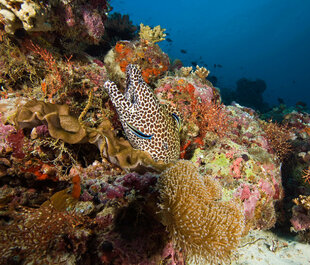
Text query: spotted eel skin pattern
104 64 180 163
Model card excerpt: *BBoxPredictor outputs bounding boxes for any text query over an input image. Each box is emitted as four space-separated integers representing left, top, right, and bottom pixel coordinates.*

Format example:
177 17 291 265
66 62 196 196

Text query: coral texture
157 160 244 264
104 64 180 163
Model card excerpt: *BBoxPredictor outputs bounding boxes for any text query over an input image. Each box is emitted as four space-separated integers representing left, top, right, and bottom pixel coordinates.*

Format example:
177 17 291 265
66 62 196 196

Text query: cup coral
157 160 244 264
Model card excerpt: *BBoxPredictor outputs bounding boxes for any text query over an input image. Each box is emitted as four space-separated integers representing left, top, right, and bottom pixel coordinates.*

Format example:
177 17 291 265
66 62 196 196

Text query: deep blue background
111 0 310 108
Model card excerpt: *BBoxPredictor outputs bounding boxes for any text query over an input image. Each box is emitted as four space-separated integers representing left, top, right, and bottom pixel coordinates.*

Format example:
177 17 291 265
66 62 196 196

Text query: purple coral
7 129 25 159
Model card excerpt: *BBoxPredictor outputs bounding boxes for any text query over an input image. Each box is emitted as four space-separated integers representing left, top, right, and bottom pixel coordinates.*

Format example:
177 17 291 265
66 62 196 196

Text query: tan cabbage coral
157 160 244 264
14 99 88 144
89 120 171 173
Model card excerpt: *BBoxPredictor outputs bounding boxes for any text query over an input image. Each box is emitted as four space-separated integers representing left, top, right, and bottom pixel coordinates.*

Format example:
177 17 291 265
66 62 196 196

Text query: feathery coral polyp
157 160 244 264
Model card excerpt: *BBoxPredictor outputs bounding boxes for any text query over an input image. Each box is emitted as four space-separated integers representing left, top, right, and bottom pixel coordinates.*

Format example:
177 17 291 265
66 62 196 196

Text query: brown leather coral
14 99 88 144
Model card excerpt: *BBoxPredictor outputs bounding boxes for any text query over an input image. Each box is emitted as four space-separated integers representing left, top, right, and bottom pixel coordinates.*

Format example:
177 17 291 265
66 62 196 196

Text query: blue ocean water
111 0 310 109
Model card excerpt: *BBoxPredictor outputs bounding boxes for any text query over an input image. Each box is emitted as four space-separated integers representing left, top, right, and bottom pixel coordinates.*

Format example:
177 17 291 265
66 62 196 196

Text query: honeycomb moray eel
104 64 180 163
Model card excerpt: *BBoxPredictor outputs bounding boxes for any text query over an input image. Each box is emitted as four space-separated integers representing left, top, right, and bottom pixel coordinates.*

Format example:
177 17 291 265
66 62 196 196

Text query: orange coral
71 175 81 199
112 40 169 83
302 166 310 185
26 41 63 99
178 83 229 141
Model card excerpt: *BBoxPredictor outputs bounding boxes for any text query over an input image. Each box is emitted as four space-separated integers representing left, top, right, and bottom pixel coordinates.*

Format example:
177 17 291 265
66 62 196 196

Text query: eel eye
126 122 153 140
172 113 182 132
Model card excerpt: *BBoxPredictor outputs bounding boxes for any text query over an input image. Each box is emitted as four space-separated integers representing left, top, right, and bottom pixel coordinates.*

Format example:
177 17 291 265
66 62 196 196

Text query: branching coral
139 23 166 43
194 65 210 81
157 160 244 264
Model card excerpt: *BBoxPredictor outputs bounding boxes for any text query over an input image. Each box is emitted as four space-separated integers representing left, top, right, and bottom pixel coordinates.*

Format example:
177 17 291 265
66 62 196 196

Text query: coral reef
1 2 308 263
157 160 244 264
155 74 225 155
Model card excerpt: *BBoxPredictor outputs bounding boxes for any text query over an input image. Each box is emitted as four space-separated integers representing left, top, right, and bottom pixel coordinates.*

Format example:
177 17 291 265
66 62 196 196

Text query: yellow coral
139 23 166 43
157 160 244 264
194 65 210 80
180 66 193 77
293 195 310 211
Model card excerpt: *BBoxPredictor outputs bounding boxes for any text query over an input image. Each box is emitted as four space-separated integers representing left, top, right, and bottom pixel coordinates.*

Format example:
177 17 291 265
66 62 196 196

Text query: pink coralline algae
0 118 15 153
291 205 310 231
80 169 158 203
82 7 105 43
230 157 243 179
235 184 260 220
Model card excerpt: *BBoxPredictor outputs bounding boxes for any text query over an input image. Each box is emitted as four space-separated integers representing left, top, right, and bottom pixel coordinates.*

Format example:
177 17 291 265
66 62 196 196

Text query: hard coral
139 23 166 43
0 0 51 34
157 160 244 264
